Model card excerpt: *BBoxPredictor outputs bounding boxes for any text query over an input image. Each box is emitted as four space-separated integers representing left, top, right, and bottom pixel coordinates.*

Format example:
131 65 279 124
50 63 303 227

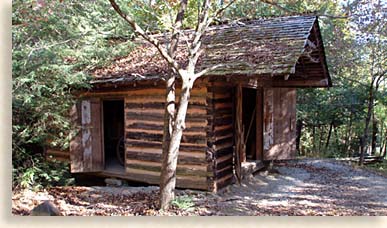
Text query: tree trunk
371 114 378 155
318 125 324 155
312 125 316 156
159 76 175 208
159 80 192 210
360 84 374 166
296 119 303 155
345 108 353 157
381 130 387 159
325 121 334 151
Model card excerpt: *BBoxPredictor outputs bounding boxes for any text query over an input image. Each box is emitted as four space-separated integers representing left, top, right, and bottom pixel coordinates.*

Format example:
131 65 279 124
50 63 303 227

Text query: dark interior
242 88 257 160
103 99 125 170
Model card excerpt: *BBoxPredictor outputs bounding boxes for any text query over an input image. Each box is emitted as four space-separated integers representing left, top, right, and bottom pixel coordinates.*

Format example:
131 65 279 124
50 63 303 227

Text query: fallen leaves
12 159 387 216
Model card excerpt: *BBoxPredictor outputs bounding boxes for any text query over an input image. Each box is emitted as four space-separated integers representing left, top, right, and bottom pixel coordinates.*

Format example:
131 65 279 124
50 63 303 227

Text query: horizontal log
214 102 233 110
213 139 234 150
125 96 207 105
125 139 208 153
125 119 207 128
126 151 207 165
125 107 207 115
207 86 233 94
207 115 233 126
215 154 233 170
126 122 207 133
215 165 233 179
125 168 209 190
126 112 209 123
125 102 207 109
126 159 210 177
125 145 205 156
216 173 234 190
124 87 206 96
213 92 233 100
214 146 233 158
125 131 206 144
126 128 206 137
213 133 233 143
214 124 233 133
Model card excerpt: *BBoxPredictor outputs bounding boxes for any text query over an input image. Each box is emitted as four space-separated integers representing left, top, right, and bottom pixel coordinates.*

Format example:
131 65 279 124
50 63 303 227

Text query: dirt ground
12 159 387 216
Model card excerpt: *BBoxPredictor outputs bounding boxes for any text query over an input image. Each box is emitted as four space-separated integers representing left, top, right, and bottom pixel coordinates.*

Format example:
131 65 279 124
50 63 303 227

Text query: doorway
103 99 125 172
242 88 257 160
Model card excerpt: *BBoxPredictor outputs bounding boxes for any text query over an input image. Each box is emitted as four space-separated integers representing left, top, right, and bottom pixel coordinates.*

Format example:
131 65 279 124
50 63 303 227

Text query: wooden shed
69 15 331 191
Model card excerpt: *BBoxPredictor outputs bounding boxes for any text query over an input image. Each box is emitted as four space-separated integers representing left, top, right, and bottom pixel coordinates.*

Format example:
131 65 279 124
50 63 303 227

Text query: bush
12 148 74 191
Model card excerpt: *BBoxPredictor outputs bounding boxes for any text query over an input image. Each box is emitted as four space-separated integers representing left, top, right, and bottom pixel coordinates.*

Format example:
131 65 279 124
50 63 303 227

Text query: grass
366 160 387 176
171 195 195 211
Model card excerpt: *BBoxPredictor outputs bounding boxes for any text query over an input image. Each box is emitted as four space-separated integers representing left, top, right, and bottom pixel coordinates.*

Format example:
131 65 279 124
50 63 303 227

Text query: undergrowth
12 148 74 191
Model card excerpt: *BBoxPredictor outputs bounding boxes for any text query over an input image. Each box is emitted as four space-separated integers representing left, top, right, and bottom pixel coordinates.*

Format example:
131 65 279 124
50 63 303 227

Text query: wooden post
234 84 243 183
256 88 263 161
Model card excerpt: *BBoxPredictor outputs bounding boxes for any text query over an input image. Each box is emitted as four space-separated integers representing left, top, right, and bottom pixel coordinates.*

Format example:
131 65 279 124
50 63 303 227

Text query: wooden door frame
101 97 126 171
235 85 264 162
256 87 264 161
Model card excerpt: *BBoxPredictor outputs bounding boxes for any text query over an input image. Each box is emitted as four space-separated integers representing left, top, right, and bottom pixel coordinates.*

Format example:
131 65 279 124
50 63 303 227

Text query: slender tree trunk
159 76 175 207
296 119 303 155
325 121 334 151
381 129 387 159
159 80 193 210
318 125 324 155
379 125 385 157
360 84 374 166
159 0 187 210
371 114 378 155
345 108 354 157
312 125 316 156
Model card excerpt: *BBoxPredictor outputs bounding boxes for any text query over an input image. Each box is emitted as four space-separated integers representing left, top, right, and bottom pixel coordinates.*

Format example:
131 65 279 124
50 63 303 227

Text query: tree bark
325 121 334 151
312 125 316 156
318 125 324 154
345 107 354 157
159 80 193 210
360 83 374 166
295 119 303 155
159 76 175 208
371 114 378 155
159 0 187 210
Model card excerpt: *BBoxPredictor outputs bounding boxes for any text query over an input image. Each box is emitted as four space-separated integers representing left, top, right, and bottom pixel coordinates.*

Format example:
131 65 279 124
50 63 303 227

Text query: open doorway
242 88 257 161
103 99 125 172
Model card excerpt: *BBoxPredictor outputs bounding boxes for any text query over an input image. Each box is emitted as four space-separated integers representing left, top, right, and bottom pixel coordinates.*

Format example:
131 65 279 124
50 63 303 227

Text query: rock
105 178 122 187
30 201 61 216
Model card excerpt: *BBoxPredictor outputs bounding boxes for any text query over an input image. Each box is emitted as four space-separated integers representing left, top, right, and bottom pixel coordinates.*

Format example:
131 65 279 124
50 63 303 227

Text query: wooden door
70 97 103 173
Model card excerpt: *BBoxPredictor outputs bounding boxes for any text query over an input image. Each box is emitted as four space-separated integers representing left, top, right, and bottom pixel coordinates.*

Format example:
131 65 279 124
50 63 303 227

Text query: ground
12 159 387 216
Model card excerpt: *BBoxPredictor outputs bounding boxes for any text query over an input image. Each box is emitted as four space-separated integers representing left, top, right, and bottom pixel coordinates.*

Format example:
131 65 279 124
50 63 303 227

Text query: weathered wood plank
125 139 207 153
126 151 207 165
125 146 205 157
125 131 206 144
126 159 210 177
125 168 209 190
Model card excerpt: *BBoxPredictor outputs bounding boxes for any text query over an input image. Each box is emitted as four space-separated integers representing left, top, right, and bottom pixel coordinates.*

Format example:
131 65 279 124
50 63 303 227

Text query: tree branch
194 63 226 80
108 0 180 72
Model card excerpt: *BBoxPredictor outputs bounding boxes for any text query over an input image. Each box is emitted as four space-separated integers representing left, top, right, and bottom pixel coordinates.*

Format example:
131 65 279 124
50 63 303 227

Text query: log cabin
67 15 331 191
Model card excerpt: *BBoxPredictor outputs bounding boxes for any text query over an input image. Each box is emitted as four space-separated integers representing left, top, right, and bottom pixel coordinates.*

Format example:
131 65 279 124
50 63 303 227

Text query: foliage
12 148 74 190
366 160 387 176
12 0 136 189
171 195 195 211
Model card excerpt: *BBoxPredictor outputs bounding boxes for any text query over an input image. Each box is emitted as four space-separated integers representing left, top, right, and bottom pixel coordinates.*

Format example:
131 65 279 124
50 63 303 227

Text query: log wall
124 81 212 190
207 81 235 191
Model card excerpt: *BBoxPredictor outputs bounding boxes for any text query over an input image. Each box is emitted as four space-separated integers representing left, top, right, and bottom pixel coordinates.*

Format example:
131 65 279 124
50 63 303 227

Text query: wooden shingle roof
92 15 331 87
